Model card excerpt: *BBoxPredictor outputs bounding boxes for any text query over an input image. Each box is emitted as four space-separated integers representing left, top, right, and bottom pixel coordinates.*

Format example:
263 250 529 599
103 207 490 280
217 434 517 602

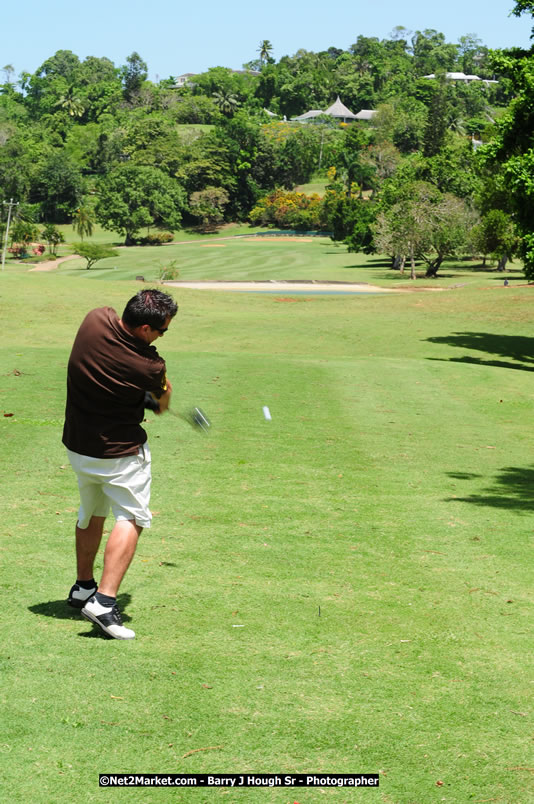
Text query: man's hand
154 379 172 414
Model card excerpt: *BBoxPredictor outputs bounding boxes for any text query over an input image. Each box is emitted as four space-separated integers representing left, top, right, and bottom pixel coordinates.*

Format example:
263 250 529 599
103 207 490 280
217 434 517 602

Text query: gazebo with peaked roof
323 96 358 122
292 97 360 124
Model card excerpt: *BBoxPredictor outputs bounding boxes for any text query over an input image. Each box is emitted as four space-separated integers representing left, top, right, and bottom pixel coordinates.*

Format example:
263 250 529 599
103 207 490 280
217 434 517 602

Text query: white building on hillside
354 109 377 121
423 72 498 85
292 96 375 124
174 73 197 88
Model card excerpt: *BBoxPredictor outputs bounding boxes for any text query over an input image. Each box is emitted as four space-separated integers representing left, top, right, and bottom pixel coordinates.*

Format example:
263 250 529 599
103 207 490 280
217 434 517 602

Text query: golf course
1 237 533 803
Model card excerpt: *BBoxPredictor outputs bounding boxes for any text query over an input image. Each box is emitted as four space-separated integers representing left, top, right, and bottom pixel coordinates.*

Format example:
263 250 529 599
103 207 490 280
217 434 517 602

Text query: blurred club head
188 407 211 432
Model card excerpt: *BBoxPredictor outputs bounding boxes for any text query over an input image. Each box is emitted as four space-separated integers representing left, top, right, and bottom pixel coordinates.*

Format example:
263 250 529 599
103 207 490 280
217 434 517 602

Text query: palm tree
72 206 94 240
212 91 240 117
258 40 273 65
447 114 466 136
338 151 361 198
54 88 85 118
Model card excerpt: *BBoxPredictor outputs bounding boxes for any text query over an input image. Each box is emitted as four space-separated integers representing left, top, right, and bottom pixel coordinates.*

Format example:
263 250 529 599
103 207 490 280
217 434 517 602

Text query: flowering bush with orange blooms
249 189 325 230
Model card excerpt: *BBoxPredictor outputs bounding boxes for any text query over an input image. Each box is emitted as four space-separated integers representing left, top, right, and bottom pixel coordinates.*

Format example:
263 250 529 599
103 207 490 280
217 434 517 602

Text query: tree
213 112 265 218
177 131 233 194
362 142 401 184
121 115 187 176
373 181 476 277
321 168 377 252
412 29 458 75
336 150 362 198
95 164 186 244
172 94 220 124
511 0 534 35
121 52 148 100
10 220 40 251
36 50 80 80
373 203 423 278
54 88 85 118
73 241 119 269
189 186 229 231
423 78 450 157
0 129 35 205
471 209 518 269
212 90 241 116
32 153 85 222
2 64 14 84
258 40 273 65
41 223 65 255
479 44 534 278
72 205 94 240
456 34 484 75
372 98 428 153
268 124 324 188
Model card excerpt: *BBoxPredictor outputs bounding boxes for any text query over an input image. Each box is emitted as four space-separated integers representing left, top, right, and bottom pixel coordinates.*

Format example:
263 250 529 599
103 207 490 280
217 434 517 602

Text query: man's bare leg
76 515 106 580
98 519 143 598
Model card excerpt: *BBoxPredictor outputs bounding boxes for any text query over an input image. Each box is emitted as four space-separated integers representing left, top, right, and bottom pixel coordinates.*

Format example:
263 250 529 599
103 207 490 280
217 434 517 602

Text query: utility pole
1 198 18 271
318 127 325 170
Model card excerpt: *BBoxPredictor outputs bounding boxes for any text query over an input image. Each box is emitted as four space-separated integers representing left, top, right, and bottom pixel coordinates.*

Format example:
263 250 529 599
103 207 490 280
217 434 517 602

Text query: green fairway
294 180 328 196
1 268 533 803
45 222 266 249
8 233 525 289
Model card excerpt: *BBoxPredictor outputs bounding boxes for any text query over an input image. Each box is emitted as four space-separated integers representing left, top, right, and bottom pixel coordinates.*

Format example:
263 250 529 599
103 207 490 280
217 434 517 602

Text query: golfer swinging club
62 288 178 639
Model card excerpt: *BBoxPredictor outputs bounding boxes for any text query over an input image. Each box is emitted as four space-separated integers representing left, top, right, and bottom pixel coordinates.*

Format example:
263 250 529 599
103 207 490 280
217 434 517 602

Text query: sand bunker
165 280 398 293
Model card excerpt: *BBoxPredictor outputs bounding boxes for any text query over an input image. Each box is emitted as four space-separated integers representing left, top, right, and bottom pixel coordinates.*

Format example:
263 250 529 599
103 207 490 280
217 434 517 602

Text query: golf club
144 392 211 432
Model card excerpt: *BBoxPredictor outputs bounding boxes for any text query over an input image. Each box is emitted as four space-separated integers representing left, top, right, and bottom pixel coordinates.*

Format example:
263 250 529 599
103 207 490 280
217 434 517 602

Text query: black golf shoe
68 582 98 608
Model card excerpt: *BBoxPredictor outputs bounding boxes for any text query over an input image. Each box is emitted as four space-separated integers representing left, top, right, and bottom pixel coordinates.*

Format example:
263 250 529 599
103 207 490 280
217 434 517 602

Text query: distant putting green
16 232 525 290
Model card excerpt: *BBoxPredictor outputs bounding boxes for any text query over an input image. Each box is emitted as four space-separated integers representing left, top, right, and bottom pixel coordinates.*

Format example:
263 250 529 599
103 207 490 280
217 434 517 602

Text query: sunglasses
150 326 168 335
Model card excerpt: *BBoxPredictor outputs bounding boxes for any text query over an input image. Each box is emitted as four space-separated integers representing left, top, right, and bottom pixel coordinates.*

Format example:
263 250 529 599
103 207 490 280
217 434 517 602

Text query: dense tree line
0 17 532 275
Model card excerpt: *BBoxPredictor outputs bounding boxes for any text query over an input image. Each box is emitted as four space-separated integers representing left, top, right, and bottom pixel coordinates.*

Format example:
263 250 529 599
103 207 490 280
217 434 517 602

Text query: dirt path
28 255 80 272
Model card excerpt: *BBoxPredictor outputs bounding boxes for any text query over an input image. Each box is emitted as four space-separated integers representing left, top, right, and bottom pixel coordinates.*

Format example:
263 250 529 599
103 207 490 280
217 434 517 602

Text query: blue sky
4 0 532 80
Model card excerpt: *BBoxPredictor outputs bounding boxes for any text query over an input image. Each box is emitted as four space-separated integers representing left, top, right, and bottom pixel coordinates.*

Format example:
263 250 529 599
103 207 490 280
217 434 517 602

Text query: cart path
28 255 80 272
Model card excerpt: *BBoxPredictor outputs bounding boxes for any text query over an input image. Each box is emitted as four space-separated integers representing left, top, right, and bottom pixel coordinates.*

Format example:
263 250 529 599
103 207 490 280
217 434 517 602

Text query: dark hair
122 289 178 329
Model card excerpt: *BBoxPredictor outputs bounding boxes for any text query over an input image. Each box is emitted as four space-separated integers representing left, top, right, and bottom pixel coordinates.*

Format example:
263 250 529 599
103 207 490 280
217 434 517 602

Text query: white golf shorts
66 444 152 529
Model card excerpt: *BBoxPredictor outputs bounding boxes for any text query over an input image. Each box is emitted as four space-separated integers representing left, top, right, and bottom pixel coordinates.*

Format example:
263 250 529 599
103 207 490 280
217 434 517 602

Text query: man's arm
144 379 172 414
155 379 172 414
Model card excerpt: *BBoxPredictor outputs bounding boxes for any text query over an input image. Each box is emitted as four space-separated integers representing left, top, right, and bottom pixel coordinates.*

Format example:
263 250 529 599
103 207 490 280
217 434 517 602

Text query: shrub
249 189 324 230
8 244 29 259
73 242 119 269
135 232 174 245
158 259 179 281
41 224 65 255
11 221 40 245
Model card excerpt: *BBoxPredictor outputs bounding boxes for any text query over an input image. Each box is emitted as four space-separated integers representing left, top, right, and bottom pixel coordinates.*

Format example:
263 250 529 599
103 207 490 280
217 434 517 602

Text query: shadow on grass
446 466 534 512
429 356 534 373
342 261 392 269
426 332 534 372
29 592 132 622
488 274 527 282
